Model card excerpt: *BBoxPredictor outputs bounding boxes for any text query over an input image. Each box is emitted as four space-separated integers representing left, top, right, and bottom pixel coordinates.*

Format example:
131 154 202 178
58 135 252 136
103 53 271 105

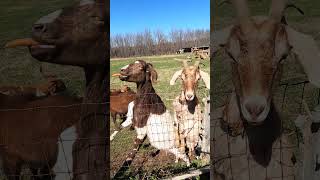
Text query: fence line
211 80 320 180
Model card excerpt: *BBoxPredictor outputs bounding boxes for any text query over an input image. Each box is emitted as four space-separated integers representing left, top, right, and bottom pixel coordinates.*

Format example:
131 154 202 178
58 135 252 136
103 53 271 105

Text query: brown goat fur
0 94 82 179
119 60 166 128
24 0 108 179
210 0 309 179
170 60 210 159
110 85 136 130
0 79 66 98
116 60 191 167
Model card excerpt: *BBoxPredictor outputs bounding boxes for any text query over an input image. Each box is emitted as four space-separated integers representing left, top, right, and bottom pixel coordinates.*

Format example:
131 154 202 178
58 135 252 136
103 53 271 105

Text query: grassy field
110 54 210 179
0 0 84 97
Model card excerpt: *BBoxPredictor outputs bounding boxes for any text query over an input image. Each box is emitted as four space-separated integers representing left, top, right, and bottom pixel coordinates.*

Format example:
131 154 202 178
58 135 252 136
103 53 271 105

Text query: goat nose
186 94 193 99
32 24 46 33
245 102 265 118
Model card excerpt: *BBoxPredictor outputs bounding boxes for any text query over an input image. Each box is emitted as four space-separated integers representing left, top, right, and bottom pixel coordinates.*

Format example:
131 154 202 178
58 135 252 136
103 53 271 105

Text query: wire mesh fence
211 80 320 180
0 100 107 180
110 81 210 179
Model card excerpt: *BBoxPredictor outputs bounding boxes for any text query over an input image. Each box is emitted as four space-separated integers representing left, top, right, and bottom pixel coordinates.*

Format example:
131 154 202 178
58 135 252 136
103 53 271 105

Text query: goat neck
178 91 199 114
135 79 166 113
244 102 281 167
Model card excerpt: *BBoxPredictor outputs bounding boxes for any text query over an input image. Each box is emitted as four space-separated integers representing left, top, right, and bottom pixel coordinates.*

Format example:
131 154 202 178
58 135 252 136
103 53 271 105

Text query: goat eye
279 54 288 63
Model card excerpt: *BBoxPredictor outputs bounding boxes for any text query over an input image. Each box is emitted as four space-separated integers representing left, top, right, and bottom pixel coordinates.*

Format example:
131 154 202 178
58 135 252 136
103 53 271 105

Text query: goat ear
170 70 182 85
286 26 320 87
212 26 233 56
146 63 158 83
199 70 210 89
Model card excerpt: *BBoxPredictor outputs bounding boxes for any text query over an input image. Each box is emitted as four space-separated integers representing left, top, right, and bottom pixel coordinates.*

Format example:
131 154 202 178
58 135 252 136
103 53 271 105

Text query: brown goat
0 94 82 180
210 0 319 179
170 60 210 159
110 85 136 130
115 60 190 170
0 79 66 98
4 0 108 179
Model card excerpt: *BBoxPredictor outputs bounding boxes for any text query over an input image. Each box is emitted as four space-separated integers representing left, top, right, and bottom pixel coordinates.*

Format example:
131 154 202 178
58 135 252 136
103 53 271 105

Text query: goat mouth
4 38 56 49
29 41 58 60
119 74 129 81
4 38 57 60
29 45 57 60
247 121 264 126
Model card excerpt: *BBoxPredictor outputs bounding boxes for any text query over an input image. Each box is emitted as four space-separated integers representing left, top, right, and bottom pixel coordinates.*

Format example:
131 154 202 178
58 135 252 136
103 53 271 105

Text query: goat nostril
245 104 265 117
33 24 46 33
186 94 193 99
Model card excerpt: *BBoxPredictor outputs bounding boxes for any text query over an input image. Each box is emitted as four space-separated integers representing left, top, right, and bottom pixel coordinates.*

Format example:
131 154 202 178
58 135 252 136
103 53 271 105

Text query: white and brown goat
170 60 210 159
211 0 320 179
117 60 191 166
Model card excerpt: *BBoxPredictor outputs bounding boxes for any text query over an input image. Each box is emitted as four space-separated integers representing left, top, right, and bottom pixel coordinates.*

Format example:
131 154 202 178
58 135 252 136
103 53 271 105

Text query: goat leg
112 113 121 131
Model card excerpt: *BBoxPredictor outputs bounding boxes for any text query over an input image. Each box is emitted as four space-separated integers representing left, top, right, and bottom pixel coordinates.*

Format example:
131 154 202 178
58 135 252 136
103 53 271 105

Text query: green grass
110 54 210 178
0 0 84 96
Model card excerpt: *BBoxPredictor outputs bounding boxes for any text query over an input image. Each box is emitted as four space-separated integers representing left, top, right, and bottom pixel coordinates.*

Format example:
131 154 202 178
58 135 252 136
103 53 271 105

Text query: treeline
110 29 210 58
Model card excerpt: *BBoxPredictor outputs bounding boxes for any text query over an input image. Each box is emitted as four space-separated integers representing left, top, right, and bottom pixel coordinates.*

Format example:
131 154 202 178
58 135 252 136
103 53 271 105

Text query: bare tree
111 28 209 58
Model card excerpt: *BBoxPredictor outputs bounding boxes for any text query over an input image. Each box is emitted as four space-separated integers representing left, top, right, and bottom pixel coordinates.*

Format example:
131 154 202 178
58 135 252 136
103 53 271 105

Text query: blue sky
110 0 210 36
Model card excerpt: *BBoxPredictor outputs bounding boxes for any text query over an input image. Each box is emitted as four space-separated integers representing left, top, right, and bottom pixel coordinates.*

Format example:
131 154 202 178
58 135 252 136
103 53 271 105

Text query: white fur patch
121 101 134 128
146 111 176 149
134 61 140 64
53 126 77 180
121 65 129 70
36 89 46 97
36 10 62 24
0 91 10 95
135 126 147 140
79 0 94 6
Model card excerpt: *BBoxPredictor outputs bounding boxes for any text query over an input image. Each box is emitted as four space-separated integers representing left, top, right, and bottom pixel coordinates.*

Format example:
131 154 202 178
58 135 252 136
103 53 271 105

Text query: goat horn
231 0 253 32
200 70 210 89
218 0 231 7
170 70 183 85
173 58 191 68
194 60 200 68
183 60 188 68
286 3 304 15
269 0 289 22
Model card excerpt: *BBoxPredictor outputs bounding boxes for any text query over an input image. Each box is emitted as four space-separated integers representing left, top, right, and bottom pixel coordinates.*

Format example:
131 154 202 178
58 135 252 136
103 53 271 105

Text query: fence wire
110 82 210 179
0 100 107 180
211 80 320 180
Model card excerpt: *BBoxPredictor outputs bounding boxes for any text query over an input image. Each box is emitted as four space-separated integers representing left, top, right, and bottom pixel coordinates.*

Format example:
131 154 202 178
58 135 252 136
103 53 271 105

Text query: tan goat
170 60 210 159
211 0 320 179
